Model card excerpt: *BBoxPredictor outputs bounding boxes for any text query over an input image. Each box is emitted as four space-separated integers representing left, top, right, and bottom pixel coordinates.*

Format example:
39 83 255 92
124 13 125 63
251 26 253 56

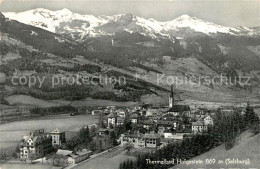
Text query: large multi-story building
19 129 52 160
143 133 161 148
120 133 160 148
107 112 118 128
191 121 208 133
49 128 66 146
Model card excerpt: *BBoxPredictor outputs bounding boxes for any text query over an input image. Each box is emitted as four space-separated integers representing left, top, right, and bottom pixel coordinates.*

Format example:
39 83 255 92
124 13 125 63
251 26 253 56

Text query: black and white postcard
0 0 259 169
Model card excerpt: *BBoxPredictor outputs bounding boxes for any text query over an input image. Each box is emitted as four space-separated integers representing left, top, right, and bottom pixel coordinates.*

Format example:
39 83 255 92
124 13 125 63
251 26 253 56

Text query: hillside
172 131 260 169
1 10 260 106
0 12 169 105
4 9 260 74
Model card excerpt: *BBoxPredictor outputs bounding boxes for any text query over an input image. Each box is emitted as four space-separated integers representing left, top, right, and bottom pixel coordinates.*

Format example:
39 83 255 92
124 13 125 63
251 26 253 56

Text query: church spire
170 84 174 98
169 85 174 108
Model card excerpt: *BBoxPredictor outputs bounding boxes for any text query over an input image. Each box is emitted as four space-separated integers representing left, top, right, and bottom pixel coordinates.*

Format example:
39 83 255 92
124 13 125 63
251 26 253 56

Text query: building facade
49 128 66 146
191 121 208 133
20 129 52 160
107 112 118 128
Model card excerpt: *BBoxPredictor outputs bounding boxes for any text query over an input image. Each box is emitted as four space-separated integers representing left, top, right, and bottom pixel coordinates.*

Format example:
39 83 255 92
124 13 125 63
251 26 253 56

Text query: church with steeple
168 85 191 117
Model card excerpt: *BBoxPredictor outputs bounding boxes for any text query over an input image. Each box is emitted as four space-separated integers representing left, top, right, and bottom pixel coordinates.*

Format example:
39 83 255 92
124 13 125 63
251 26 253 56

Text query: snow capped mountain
3 8 260 41
162 15 239 35
4 8 109 37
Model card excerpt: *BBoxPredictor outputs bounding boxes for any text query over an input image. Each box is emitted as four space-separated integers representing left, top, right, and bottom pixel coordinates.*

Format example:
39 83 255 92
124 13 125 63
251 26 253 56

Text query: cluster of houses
101 85 215 149
17 86 216 162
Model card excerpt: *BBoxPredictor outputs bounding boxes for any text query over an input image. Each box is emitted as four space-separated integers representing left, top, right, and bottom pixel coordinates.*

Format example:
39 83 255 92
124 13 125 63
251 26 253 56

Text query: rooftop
169 105 190 112
50 128 63 134
143 133 160 139
192 120 205 126
129 113 138 118
107 112 118 118
56 149 73 156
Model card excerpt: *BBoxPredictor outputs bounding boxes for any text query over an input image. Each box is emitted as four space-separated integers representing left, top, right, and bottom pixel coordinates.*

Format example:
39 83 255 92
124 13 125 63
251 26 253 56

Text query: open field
5 95 139 108
0 163 59 169
172 131 260 169
73 149 136 169
0 114 98 150
5 95 65 107
70 98 139 107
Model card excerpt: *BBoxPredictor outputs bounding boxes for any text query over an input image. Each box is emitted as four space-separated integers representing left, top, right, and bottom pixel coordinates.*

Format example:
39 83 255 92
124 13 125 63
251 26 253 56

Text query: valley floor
0 114 98 150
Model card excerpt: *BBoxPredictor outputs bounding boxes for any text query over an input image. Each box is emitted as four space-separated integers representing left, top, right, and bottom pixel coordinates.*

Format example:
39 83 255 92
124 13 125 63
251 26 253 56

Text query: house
49 128 66 146
145 108 161 117
56 149 72 156
129 113 138 124
20 129 52 160
54 149 72 166
168 105 191 117
137 137 146 148
157 120 178 129
192 120 208 133
107 112 118 128
143 133 160 148
67 149 93 164
120 134 141 148
116 117 125 126
162 113 175 120
120 133 160 148
142 119 155 129
91 110 103 115
158 126 166 136
152 116 161 123
203 115 214 126
194 109 208 119
163 130 185 140
98 128 113 136
116 109 127 117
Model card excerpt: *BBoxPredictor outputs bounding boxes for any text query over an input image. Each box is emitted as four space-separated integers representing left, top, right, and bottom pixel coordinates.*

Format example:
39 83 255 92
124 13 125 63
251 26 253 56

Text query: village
0 85 223 168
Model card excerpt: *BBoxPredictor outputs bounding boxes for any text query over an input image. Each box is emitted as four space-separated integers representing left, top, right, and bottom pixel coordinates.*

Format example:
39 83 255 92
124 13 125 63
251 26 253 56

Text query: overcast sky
0 0 259 27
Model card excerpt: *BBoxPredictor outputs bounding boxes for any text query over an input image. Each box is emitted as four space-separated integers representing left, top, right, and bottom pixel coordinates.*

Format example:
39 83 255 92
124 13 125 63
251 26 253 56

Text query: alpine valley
1 8 260 107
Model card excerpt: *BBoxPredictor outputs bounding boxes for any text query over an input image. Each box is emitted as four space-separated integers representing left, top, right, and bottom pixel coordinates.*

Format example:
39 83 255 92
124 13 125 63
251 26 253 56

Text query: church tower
169 85 174 108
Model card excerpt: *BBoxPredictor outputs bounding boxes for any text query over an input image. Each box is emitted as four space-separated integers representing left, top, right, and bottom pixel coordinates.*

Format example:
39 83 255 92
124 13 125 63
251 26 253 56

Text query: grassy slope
172 131 260 169
5 95 64 107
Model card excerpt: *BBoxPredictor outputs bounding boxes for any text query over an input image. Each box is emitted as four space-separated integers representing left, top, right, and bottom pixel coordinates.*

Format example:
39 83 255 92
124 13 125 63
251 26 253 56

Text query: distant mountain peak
56 8 73 15
117 13 135 24
175 14 194 20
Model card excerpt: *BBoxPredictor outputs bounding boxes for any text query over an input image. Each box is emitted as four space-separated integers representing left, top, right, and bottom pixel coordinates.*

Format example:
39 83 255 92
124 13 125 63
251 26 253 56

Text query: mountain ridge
3 8 260 40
